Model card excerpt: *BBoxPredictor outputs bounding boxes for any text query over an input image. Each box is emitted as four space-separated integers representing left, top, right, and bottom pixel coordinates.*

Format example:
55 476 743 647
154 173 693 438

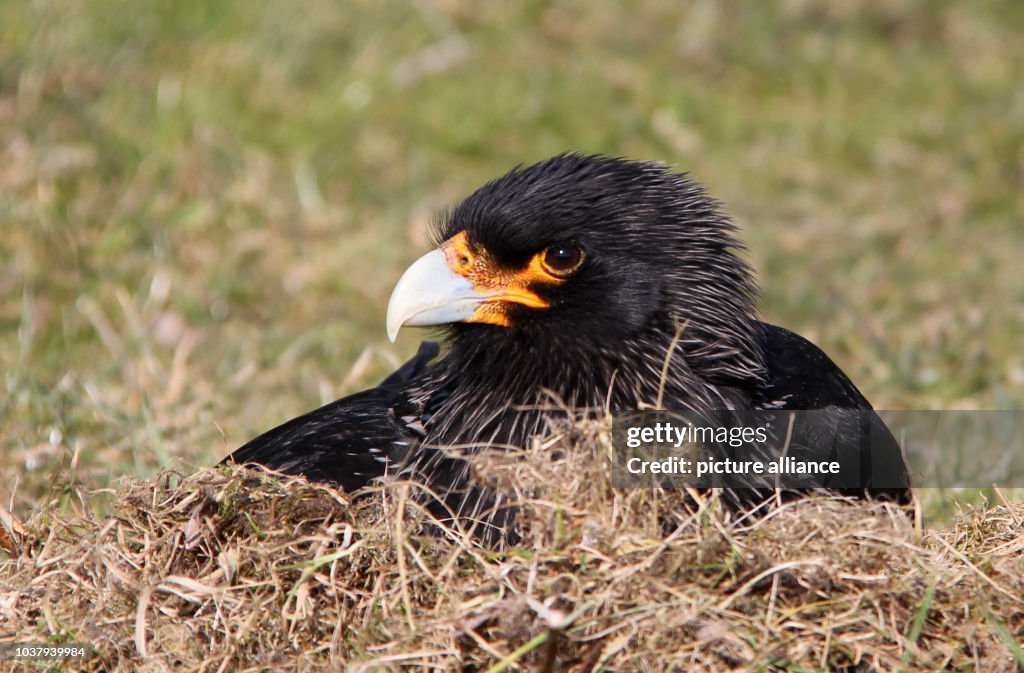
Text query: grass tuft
2 422 1023 671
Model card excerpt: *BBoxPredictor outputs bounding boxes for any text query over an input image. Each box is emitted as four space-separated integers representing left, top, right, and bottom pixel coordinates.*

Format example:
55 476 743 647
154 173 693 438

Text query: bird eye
541 244 585 277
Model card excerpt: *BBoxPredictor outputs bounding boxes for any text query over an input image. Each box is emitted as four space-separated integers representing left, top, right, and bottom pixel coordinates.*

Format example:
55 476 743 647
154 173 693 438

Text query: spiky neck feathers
441 309 762 412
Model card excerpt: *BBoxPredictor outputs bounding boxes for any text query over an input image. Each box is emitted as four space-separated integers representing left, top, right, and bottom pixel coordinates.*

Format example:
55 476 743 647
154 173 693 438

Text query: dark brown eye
541 244 585 277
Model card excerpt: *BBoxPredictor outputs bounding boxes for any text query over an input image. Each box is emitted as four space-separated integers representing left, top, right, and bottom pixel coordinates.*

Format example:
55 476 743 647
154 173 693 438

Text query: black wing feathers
222 342 439 491
755 323 872 410
756 322 912 503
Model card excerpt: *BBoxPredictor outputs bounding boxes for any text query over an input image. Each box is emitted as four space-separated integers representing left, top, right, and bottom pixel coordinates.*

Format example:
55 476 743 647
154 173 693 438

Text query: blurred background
2 1 1022 518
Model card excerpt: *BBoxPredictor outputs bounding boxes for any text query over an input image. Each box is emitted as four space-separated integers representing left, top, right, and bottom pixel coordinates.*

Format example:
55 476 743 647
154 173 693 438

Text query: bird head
386 153 763 383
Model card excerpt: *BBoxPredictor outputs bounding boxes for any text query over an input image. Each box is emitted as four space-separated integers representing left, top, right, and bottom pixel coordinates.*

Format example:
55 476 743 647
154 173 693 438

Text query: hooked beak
385 248 487 342
385 233 552 342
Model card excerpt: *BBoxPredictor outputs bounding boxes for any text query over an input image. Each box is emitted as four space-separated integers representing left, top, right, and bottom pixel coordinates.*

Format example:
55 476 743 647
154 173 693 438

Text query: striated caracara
223 153 912 541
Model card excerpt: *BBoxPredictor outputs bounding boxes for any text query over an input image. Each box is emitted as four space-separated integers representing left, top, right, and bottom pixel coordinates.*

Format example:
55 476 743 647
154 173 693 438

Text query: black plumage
224 153 911 539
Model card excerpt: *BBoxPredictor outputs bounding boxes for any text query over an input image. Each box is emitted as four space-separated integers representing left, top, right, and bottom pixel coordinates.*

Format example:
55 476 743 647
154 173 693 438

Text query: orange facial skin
440 231 565 327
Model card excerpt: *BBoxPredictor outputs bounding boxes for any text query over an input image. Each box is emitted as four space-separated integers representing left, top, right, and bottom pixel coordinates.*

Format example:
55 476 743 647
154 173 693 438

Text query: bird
223 153 912 542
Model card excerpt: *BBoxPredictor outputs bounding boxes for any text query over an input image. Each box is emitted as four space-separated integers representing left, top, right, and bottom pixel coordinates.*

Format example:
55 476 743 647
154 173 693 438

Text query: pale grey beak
385 248 489 342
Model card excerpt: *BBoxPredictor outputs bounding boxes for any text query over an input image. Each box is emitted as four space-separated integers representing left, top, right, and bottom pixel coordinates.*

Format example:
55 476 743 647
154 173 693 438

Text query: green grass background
2 1 1022 516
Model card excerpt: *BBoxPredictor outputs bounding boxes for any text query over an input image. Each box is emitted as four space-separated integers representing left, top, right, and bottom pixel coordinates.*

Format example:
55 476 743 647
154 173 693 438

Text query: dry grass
2 422 1022 672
